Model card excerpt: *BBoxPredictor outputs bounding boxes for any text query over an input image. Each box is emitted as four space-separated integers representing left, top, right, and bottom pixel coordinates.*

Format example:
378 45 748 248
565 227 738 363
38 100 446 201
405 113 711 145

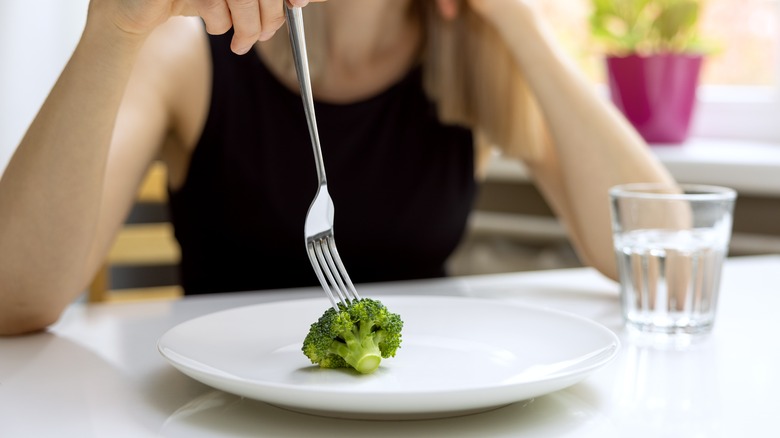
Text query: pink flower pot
606 53 703 144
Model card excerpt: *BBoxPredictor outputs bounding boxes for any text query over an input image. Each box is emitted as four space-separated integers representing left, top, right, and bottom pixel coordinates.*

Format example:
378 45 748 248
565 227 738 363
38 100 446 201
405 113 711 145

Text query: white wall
0 0 90 175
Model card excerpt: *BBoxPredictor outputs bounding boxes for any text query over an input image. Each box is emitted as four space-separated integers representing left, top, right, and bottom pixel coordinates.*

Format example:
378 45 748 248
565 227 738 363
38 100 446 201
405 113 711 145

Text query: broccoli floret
302 298 403 374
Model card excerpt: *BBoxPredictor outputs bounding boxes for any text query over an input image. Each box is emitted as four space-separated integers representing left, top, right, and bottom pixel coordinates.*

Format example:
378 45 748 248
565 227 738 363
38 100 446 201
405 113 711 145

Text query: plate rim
157 295 620 418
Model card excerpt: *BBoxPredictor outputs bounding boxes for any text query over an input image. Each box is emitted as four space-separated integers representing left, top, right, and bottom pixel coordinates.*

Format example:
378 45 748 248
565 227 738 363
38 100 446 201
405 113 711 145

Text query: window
700 0 778 86
0 0 90 173
541 0 780 142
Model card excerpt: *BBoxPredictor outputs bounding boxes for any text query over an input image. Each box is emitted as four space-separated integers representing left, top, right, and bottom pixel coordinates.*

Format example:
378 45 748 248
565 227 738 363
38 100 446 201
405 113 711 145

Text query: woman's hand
90 0 325 55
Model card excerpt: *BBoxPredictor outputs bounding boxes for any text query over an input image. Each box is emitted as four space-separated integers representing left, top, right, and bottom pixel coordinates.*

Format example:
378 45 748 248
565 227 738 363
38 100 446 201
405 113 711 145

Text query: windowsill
478 138 780 254
650 138 780 196
485 138 780 197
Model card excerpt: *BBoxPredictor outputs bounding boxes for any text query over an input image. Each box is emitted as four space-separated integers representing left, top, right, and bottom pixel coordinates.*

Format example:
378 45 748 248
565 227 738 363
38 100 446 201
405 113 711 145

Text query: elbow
588 254 619 283
0 288 66 336
0 306 62 336
0 312 61 336
573 242 620 283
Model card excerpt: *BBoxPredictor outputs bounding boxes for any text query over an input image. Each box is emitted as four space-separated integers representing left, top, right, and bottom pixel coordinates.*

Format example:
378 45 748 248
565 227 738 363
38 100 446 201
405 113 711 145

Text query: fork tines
307 235 360 311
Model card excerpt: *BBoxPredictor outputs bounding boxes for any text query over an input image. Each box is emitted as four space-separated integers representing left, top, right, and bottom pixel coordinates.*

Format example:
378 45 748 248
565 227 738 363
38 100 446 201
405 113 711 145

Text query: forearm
0 20 145 333
481 1 674 277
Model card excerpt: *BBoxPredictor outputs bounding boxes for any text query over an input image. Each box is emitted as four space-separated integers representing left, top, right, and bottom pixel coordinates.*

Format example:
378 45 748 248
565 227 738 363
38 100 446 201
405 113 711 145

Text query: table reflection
612 339 723 437
159 387 619 438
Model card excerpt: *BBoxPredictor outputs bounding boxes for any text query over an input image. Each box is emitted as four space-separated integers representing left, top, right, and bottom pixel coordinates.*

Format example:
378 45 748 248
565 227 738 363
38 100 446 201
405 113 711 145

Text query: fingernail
234 44 252 55
290 0 309 6
258 31 275 42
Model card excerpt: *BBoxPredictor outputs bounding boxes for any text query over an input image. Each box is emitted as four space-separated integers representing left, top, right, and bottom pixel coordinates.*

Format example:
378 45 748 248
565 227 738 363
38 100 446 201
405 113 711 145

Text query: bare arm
470 0 675 280
0 17 154 333
0 0 322 335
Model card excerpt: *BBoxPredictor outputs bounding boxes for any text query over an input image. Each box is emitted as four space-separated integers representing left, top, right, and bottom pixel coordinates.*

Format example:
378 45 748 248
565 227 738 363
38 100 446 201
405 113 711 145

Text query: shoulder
124 17 212 183
135 17 211 102
137 17 212 149
142 16 209 62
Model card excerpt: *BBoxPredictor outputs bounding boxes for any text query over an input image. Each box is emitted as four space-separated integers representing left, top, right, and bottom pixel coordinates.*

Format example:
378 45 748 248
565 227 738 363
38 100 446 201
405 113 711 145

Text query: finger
258 0 286 41
226 0 262 54
436 0 460 20
192 0 233 35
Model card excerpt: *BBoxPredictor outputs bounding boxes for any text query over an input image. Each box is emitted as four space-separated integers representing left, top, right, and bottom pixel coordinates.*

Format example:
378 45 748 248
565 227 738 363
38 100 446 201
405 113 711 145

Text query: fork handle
285 6 328 186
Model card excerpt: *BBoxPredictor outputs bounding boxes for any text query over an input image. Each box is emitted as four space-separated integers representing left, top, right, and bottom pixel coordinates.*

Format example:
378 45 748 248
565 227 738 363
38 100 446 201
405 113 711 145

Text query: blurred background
1 1 779 298
3 0 778 172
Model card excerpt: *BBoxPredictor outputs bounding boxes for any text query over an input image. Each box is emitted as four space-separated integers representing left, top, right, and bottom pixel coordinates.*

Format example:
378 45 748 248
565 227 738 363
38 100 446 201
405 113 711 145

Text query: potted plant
589 0 711 144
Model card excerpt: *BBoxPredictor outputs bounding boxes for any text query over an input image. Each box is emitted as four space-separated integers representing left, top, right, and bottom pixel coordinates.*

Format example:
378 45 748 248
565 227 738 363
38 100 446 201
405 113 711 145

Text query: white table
2 255 779 437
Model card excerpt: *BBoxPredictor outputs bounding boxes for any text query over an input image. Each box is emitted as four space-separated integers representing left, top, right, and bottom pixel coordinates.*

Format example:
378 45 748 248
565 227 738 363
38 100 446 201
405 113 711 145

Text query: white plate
157 296 619 420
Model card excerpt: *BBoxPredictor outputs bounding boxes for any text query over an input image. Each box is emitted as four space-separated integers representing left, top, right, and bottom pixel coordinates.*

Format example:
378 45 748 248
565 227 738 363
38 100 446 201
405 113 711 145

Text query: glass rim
609 183 737 201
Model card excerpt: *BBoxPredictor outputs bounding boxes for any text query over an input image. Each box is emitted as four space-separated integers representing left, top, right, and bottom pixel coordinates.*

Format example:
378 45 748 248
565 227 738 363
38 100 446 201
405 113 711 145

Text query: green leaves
589 0 705 54
655 1 700 43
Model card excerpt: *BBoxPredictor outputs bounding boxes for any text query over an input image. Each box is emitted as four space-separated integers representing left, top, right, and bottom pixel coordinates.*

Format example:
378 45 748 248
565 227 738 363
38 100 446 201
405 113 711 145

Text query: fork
285 6 361 311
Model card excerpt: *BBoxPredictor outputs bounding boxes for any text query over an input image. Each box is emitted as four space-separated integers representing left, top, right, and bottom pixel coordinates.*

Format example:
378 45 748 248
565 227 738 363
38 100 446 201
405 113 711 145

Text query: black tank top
168 32 476 294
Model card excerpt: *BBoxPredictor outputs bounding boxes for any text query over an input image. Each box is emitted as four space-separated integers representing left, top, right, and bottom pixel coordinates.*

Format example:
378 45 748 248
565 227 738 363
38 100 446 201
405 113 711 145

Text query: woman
0 0 673 334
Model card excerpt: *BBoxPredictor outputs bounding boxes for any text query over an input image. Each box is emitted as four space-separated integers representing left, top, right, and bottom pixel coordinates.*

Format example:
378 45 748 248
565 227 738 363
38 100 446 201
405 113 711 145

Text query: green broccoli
302 298 403 374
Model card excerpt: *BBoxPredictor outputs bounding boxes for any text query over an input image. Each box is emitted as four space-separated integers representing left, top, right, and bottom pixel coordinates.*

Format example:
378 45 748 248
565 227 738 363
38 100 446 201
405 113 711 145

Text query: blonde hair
266 2 548 172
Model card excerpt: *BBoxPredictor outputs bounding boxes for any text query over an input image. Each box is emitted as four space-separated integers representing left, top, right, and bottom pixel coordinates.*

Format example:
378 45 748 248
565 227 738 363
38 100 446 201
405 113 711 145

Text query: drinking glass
609 183 737 336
